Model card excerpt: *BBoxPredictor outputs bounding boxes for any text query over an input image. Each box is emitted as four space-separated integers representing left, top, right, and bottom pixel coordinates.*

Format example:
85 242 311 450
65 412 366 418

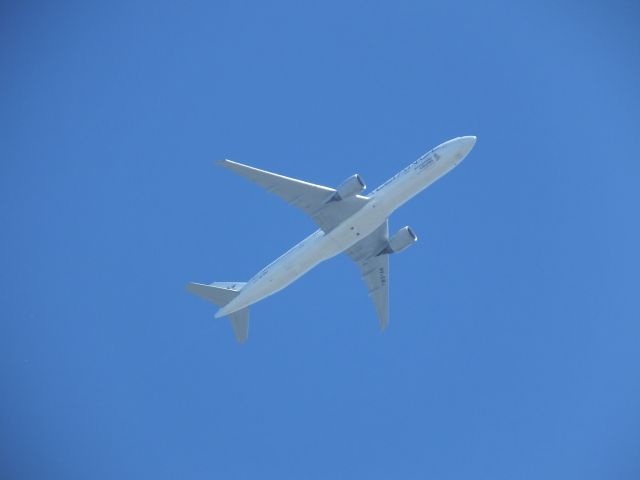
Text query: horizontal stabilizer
186 282 246 306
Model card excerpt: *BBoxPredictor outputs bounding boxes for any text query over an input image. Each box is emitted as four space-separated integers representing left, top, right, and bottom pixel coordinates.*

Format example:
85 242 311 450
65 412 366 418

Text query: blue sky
2 1 639 478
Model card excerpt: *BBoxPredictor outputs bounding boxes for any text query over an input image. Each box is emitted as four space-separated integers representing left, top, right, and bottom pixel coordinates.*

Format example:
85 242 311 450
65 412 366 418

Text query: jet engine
332 174 366 201
385 226 418 253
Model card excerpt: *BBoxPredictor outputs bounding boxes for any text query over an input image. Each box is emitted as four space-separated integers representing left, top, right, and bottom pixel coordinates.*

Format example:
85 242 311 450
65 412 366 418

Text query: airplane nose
452 135 477 162
459 135 477 154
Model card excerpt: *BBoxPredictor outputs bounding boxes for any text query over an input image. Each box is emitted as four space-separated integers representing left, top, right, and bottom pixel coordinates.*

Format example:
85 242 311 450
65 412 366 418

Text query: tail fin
186 282 250 343
228 308 249 343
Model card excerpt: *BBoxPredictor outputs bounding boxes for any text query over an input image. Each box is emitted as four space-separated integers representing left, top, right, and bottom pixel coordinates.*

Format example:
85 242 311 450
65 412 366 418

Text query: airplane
187 136 477 342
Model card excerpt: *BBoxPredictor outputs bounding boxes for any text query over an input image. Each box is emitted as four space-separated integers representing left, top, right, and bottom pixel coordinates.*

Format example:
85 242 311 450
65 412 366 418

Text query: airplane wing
346 220 390 330
218 159 369 232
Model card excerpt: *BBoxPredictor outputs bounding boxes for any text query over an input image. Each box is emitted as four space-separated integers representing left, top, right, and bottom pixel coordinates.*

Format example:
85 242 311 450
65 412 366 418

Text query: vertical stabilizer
229 308 249 343
186 282 250 342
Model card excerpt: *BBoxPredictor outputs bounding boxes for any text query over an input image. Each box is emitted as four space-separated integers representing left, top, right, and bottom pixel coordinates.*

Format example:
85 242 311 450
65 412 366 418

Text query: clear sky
2 1 640 478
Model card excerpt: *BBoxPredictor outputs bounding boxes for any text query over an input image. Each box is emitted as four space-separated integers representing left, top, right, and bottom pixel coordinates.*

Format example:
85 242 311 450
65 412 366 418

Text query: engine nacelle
332 174 366 201
386 226 418 253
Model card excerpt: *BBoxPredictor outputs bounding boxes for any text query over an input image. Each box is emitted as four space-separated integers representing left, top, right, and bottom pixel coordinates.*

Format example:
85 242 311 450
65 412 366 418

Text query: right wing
346 220 390 330
218 159 369 233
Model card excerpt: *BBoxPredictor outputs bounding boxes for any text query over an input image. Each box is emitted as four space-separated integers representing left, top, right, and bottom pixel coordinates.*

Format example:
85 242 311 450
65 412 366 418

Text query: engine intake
384 226 418 254
331 174 366 201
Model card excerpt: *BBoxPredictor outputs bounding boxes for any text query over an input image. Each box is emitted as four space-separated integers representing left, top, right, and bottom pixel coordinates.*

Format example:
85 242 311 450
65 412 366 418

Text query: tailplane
186 282 250 343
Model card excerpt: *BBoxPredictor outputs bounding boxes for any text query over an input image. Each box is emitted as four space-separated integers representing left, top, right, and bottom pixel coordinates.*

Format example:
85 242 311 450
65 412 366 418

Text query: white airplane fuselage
215 136 476 318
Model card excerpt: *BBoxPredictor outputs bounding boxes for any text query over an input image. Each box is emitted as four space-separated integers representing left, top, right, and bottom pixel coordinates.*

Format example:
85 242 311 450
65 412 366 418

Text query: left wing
218 159 368 233
346 220 390 330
